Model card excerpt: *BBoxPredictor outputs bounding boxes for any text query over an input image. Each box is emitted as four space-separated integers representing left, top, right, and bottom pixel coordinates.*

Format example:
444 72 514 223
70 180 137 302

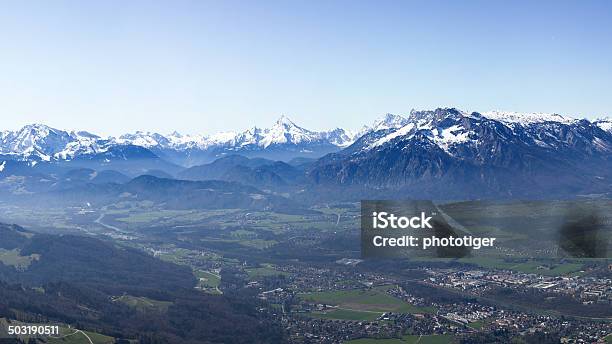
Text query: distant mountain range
1 109 611 201
0 113 434 166
0 116 357 166
4 111 608 167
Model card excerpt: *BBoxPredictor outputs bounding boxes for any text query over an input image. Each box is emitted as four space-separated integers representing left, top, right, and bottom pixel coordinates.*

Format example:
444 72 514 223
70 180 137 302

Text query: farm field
113 295 173 313
299 286 435 314
195 270 222 294
47 328 115 344
0 248 39 268
246 264 291 280
411 256 586 277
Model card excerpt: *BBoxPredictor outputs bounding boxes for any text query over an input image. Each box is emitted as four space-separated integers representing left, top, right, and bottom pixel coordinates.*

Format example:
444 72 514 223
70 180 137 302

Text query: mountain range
1 109 611 201
309 108 612 199
0 115 358 166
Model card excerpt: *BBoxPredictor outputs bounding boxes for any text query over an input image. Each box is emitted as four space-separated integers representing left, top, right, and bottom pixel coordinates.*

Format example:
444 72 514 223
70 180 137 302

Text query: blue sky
1 0 611 135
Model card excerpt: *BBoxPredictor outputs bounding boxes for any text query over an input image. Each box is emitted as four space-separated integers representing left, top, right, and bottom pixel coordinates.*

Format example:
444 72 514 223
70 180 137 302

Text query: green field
195 270 222 294
116 209 194 223
309 308 382 321
246 265 291 280
413 256 586 277
110 206 248 231
114 295 172 313
300 286 435 314
467 319 487 330
47 329 115 344
0 248 39 269
458 257 585 276
510 262 584 275
195 270 221 287
230 229 257 238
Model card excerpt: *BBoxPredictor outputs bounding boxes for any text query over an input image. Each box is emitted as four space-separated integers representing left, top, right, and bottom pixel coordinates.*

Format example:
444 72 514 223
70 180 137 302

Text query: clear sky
1 0 611 136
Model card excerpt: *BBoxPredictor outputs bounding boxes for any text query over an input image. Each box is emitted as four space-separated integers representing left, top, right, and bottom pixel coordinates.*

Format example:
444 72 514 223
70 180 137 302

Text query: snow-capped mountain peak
595 117 612 133
356 107 611 159
0 123 74 161
365 108 462 150
352 113 408 140
259 115 318 148
70 130 100 139
116 131 169 148
322 128 354 147
370 113 408 131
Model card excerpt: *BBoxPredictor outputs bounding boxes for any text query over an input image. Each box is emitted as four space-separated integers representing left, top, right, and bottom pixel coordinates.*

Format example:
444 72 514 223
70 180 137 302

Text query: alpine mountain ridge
1 109 611 199
0 116 355 166
307 108 612 199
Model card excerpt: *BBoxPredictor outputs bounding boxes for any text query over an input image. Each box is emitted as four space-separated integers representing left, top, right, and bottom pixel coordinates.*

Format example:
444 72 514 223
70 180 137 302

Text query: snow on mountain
367 109 468 151
353 113 408 139
110 116 342 151
258 115 319 148
54 131 108 160
116 131 170 148
0 124 121 162
309 108 612 199
321 128 354 147
203 115 354 149
369 123 416 148
0 116 354 163
370 113 409 131
0 124 74 161
205 131 238 147
1 111 608 166
432 124 472 153
481 111 577 125
358 108 612 158
595 118 612 133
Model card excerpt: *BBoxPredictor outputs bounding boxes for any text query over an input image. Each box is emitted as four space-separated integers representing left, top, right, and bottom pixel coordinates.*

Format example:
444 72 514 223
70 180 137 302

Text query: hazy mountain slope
14 175 305 213
177 155 276 180
123 175 297 210
177 155 305 190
